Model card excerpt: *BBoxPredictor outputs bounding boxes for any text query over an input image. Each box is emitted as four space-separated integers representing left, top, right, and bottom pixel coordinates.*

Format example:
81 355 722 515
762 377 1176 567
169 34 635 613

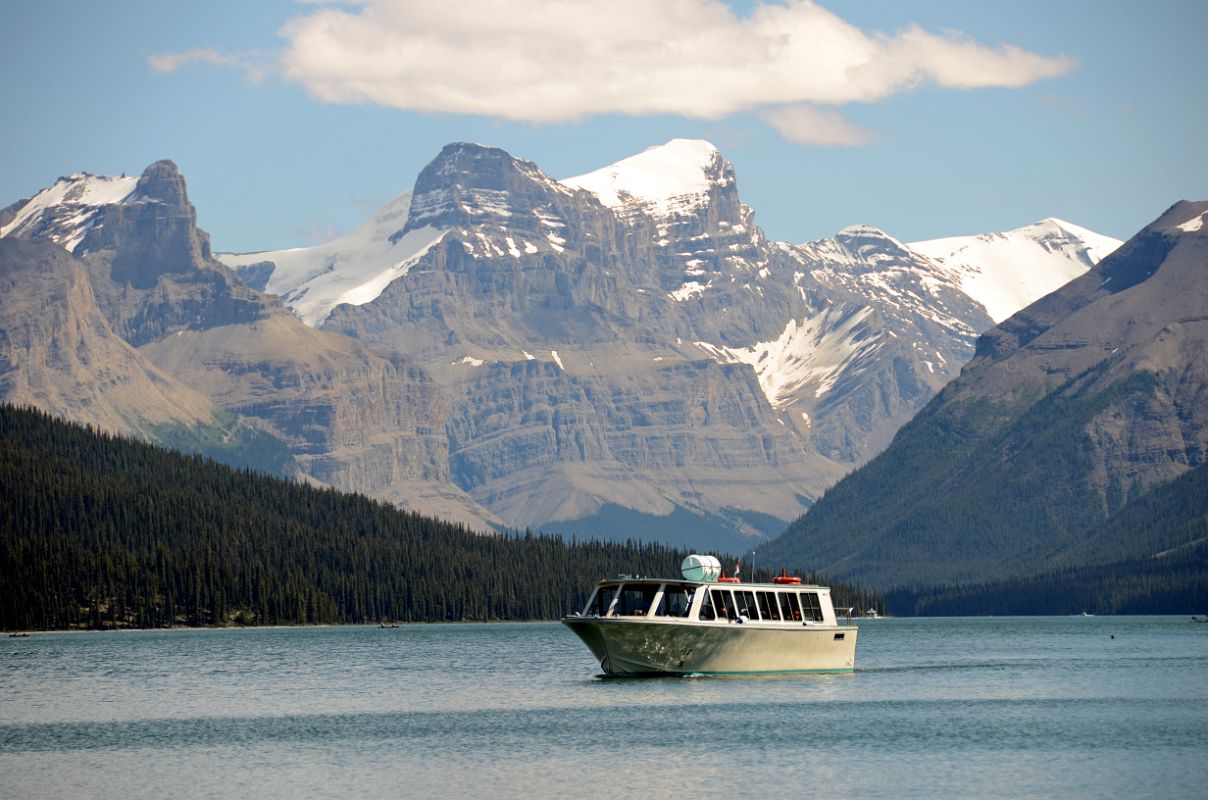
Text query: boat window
588 586 617 617
799 592 824 622
655 585 694 618
735 590 758 620
616 584 659 616
779 592 802 621
711 589 738 620
757 591 781 621
697 589 716 620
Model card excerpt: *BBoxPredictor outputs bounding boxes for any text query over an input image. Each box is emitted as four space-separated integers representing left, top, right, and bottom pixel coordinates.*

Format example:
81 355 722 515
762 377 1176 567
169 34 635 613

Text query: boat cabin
581 579 843 627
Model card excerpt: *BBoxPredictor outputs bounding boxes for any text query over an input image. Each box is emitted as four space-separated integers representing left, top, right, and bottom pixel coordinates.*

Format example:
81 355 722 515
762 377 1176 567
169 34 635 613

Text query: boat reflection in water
562 555 857 676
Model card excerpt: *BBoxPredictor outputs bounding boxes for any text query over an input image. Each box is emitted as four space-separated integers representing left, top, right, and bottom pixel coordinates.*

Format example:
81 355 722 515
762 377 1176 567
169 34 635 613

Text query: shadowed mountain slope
760 201 1208 588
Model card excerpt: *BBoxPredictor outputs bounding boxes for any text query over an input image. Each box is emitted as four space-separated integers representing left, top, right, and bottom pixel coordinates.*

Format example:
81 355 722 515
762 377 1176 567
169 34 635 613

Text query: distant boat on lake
562 555 858 676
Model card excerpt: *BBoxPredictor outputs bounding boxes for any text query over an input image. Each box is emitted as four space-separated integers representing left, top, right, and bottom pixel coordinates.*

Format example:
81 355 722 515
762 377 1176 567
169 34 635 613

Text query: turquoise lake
2 616 1206 798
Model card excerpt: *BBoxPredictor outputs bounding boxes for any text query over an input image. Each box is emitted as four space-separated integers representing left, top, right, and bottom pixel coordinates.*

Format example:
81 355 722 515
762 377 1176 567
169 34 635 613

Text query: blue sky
2 1 1205 253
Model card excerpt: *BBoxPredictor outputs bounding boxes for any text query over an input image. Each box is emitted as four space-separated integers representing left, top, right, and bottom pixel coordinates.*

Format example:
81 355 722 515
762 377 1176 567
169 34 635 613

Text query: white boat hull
562 617 857 676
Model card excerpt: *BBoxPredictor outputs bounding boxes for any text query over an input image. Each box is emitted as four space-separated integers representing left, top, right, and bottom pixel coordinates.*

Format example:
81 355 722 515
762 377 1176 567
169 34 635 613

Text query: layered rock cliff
222 140 1117 549
0 236 218 436
1 162 490 528
3 142 1121 550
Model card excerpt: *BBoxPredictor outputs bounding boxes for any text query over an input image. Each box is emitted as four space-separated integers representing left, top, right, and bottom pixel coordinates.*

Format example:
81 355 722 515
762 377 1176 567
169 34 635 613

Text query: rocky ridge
2 143 1122 551
761 201 1208 587
1 160 491 529
219 140 1119 547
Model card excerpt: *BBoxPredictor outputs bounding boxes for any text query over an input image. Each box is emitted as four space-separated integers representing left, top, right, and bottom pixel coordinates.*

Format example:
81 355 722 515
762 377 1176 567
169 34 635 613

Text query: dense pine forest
886 461 1208 615
885 539 1208 616
0 405 883 631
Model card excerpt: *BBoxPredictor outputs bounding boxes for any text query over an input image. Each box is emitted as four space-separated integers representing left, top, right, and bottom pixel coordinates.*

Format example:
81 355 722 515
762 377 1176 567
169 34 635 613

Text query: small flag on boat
734 560 741 578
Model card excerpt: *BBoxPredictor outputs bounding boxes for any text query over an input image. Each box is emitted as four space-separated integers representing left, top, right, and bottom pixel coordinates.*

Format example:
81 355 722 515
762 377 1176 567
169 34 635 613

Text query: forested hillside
887 462 1208 615
886 542 1208 616
0 405 882 630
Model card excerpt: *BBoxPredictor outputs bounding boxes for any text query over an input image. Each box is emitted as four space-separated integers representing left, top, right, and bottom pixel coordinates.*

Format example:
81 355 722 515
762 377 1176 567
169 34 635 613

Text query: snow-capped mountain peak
561 138 728 217
836 223 892 238
909 219 1123 323
218 189 446 327
0 172 138 252
830 224 923 268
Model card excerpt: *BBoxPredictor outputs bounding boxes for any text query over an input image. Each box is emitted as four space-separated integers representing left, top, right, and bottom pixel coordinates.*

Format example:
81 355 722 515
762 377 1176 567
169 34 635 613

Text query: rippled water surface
3 617 1206 798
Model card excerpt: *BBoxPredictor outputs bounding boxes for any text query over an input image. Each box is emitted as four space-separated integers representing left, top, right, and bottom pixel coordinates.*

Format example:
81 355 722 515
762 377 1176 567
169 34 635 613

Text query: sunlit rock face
1 160 489 530
3 142 1119 549
291 140 1114 549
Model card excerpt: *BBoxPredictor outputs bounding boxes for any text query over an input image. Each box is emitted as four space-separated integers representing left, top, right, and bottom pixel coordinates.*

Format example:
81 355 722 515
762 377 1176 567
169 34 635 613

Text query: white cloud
759 105 873 147
155 0 1076 144
148 48 273 85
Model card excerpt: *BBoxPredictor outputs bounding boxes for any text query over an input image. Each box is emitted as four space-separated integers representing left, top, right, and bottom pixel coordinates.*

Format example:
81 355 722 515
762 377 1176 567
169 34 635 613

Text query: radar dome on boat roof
681 554 722 582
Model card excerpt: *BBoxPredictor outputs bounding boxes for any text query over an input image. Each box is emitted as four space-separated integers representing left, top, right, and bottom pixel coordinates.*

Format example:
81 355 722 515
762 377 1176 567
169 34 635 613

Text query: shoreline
4 619 563 636
7 612 1204 637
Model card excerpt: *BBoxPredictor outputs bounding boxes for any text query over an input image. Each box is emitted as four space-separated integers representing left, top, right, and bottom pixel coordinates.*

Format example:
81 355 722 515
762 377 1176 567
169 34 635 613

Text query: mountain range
1 140 1119 551
760 200 1208 594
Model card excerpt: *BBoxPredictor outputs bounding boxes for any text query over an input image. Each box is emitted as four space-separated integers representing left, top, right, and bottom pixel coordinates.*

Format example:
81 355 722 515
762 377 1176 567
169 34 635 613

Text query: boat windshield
586 584 618 616
654 585 694 618
614 583 659 616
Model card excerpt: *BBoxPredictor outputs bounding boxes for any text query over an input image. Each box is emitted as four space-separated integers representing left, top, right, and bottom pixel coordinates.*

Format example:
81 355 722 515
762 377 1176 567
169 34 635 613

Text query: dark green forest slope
763 366 1161 586
887 462 1208 615
0 405 881 630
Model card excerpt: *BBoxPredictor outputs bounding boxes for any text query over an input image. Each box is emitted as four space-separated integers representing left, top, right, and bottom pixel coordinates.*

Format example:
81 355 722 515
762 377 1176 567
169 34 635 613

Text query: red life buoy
772 576 802 585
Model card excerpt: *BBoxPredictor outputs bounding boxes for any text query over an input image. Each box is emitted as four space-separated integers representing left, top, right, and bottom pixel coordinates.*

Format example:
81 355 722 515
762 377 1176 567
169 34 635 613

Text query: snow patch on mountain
218 190 447 326
792 226 979 336
561 139 725 218
909 218 1121 323
1177 212 1206 233
1 173 138 252
696 306 882 408
669 280 709 301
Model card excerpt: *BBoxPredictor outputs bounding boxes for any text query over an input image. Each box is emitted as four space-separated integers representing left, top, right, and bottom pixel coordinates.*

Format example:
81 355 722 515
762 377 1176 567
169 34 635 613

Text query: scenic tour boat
562 555 858 676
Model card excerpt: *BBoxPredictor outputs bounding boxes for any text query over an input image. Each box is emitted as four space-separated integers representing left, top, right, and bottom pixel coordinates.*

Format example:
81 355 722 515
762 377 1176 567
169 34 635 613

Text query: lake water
2 616 1206 799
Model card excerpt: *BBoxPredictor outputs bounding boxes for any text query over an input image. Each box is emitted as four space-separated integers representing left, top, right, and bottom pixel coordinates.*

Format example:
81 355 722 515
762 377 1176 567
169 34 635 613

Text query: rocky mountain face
2 142 1121 551
219 140 1118 550
760 201 1208 588
0 236 217 436
0 162 485 528
306 143 841 547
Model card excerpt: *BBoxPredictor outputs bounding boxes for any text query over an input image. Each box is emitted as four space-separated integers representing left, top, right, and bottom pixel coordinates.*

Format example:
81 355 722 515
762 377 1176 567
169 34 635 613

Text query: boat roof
597 577 829 590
